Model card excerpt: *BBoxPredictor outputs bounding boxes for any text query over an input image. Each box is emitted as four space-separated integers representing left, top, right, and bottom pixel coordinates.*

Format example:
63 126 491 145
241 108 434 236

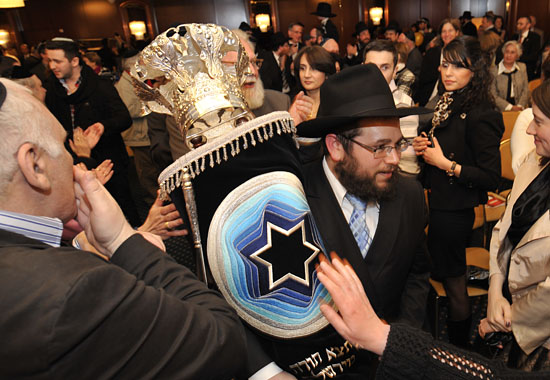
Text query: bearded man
299 64 431 333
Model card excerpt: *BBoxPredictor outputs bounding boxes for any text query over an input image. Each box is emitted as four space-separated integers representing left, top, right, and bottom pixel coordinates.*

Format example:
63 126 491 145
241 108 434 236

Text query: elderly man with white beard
147 29 314 171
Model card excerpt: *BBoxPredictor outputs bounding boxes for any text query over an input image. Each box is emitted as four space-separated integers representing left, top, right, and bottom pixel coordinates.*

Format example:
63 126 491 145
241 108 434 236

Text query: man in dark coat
460 11 478 37
311 2 339 42
0 77 246 379
269 64 431 378
512 16 541 80
345 22 371 67
44 38 140 226
258 32 290 93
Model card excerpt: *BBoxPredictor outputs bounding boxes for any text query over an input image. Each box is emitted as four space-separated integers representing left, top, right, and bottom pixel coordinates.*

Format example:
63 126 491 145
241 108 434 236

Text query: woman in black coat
413 36 504 347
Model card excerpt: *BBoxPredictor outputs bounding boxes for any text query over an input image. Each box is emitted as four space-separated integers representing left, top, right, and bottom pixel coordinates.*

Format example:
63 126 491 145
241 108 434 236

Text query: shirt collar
322 156 348 209
59 76 82 95
322 157 379 211
498 60 520 75
0 210 63 247
389 79 397 92
521 30 529 39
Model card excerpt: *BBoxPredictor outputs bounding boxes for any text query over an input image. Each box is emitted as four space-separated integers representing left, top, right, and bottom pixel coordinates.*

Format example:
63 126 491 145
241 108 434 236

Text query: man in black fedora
460 11 477 37
345 21 371 67
311 2 339 42
297 64 431 347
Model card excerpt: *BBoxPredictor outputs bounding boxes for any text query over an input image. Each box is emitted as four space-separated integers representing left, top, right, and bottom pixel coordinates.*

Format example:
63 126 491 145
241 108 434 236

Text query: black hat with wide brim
311 2 336 17
297 64 431 137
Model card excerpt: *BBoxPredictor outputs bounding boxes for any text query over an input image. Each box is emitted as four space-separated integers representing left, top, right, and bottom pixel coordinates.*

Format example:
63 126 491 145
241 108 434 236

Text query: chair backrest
501 111 520 141
529 78 542 93
500 138 514 181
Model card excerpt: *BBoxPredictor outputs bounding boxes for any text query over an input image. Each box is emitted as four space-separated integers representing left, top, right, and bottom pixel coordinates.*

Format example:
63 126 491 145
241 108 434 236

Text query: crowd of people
0 1 550 378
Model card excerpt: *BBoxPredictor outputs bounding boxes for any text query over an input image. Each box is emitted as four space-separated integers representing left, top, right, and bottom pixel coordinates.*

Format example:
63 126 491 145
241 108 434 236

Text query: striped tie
345 193 372 258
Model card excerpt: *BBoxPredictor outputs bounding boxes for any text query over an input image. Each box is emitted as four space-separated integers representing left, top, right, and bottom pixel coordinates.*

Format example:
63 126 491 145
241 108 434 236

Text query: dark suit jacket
259 50 283 92
419 97 504 210
0 231 245 379
322 19 339 42
406 46 423 79
461 21 477 37
414 46 441 106
304 161 431 326
512 31 541 80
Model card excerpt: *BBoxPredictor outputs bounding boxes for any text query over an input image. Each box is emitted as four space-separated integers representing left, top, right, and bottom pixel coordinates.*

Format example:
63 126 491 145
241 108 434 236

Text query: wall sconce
255 13 270 32
129 20 146 40
0 0 24 8
369 7 383 26
0 29 9 45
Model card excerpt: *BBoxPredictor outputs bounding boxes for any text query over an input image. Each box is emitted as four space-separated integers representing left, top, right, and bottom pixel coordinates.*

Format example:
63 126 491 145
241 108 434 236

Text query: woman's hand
414 133 453 171
289 91 314 125
317 252 390 356
478 317 497 339
421 136 451 169
93 159 114 185
412 133 431 155
487 292 512 333
137 194 188 240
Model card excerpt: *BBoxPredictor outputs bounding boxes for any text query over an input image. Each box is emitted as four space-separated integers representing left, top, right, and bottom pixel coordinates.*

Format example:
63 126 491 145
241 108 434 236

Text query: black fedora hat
311 2 336 18
461 11 473 20
297 64 431 137
352 21 369 37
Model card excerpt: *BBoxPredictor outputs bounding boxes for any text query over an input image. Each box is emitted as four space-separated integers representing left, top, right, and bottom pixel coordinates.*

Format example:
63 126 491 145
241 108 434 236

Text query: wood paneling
154 0 247 33
387 0 420 30
512 0 550 42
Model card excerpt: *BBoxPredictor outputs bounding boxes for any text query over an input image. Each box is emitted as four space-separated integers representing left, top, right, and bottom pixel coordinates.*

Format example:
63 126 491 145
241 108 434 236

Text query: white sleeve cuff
249 362 284 380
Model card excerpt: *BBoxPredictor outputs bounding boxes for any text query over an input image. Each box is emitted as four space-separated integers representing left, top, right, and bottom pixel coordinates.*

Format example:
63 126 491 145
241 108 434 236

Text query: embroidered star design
250 220 320 290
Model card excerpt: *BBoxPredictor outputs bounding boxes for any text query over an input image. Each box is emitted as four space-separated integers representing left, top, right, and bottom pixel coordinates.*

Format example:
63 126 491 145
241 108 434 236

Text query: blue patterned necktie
345 193 372 258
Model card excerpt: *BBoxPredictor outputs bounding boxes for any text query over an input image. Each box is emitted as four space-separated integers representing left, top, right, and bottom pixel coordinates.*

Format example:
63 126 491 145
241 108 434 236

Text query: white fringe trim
158 111 295 199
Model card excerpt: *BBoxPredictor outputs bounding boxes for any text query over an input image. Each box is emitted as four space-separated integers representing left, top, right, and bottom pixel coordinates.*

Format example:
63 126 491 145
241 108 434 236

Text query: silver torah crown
131 23 253 149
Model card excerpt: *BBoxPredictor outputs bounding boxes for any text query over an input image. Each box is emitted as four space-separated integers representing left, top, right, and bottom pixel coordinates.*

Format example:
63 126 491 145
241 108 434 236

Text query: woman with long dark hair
412 36 504 347
292 45 336 119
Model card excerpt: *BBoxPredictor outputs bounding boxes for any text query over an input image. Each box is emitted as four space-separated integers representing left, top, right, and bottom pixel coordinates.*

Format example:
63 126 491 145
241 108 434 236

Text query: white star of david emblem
250 220 320 290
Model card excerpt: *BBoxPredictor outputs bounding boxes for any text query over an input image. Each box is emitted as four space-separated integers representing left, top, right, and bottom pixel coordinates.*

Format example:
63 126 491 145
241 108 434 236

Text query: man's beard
334 154 399 203
242 75 265 110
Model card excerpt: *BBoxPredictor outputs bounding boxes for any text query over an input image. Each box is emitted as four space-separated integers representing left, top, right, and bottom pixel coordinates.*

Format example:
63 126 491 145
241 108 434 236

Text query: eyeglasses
250 58 263 69
342 136 409 159
221 58 263 69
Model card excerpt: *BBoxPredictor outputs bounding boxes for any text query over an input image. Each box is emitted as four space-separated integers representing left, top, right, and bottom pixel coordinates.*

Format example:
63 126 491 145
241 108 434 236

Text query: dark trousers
428 208 475 280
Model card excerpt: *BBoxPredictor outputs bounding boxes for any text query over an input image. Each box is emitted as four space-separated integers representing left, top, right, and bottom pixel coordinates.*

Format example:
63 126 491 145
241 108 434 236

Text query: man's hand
289 91 314 126
84 122 104 149
317 252 390 356
69 127 92 158
346 43 357 57
137 193 188 240
73 165 136 257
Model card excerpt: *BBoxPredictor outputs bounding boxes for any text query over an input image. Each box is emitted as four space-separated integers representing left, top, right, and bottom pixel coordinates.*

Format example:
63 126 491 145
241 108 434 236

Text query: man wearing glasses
298 64 431 343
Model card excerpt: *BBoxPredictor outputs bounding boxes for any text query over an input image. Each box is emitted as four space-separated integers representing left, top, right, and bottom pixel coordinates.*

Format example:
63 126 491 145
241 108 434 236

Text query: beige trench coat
490 151 550 354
